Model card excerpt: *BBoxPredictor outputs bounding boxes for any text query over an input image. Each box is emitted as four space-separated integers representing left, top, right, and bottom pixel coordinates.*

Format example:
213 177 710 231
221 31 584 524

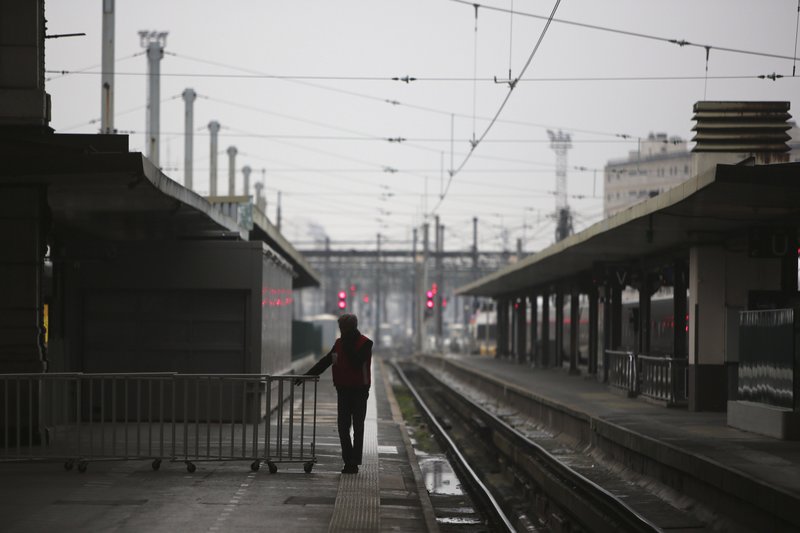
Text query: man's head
338 313 358 337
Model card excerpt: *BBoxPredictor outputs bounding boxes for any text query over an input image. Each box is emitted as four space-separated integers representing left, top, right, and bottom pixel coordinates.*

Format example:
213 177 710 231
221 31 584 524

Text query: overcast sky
44 0 800 252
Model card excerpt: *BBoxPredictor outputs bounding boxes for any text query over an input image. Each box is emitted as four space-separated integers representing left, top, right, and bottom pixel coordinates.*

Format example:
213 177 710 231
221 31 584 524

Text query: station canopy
457 162 800 298
0 133 320 289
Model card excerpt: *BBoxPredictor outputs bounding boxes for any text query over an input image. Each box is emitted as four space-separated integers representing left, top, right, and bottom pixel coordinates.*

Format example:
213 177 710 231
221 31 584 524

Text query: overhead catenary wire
794 0 800 76
448 0 800 62
44 69 795 84
431 0 564 214
44 51 144 82
54 48 753 143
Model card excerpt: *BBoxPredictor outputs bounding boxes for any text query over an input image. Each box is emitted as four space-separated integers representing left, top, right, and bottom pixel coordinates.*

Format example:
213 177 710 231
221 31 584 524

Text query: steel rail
391 361 516 533
411 361 662 533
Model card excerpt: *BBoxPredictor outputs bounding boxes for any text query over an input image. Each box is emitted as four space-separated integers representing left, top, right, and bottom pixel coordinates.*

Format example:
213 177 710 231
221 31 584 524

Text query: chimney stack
227 146 238 196
691 101 792 176
101 0 115 133
254 182 266 213
181 88 196 190
139 30 167 168
242 165 252 198
208 121 220 196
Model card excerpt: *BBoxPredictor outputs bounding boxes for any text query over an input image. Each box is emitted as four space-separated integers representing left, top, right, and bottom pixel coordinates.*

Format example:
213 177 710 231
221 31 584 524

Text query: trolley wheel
64 460 74 471
77 461 88 473
303 461 314 474
250 460 260 472
151 459 162 471
186 462 196 473
267 461 278 474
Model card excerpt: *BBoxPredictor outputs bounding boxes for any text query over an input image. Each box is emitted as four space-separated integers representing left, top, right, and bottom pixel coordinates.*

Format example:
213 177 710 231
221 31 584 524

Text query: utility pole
548 129 573 242
139 30 167 168
437 221 445 349
420 223 430 353
324 237 332 313
375 233 382 349
412 227 418 349
181 88 196 190
471 216 478 326
276 191 282 231
101 0 115 134
434 216 441 352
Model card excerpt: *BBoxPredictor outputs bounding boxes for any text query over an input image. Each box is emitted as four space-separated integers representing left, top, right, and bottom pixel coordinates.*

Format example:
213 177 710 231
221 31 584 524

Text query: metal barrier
638 356 687 406
605 350 638 396
0 373 318 473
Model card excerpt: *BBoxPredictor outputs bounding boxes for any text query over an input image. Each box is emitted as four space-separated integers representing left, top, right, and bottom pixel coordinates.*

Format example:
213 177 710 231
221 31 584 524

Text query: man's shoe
341 464 359 474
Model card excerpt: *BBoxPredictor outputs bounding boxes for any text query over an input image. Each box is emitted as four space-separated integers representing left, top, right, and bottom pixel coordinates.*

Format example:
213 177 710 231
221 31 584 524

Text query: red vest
331 334 371 387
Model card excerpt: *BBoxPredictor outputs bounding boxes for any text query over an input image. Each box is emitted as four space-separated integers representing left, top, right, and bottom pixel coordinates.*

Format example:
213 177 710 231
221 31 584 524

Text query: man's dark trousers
336 386 369 465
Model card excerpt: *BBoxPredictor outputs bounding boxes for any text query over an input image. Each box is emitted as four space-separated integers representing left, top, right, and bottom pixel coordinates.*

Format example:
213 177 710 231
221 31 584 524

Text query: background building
604 133 691 219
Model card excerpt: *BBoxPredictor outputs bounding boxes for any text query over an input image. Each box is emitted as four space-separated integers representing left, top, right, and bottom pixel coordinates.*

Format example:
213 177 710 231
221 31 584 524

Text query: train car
467 308 497 356
467 291 686 363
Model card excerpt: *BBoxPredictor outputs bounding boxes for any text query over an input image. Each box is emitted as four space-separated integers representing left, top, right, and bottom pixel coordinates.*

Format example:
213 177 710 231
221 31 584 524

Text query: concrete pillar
602 284 613 382
569 287 580 374
688 245 727 411
588 284 598 375
497 298 509 358
541 291 550 367
611 284 622 349
516 297 526 364
555 287 564 367
0 0 51 130
638 272 652 355
0 188 47 372
673 259 688 358
529 293 538 365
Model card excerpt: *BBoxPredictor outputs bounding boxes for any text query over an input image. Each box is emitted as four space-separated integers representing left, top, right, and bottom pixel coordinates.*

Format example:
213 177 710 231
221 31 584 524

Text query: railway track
392 360 670 533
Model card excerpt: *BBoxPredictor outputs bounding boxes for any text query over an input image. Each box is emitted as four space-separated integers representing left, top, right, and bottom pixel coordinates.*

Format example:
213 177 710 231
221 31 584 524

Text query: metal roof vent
692 101 791 155
691 101 792 174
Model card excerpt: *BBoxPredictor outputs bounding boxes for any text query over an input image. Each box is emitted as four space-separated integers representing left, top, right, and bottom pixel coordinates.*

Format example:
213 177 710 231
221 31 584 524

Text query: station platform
0 359 439 533
422 353 800 531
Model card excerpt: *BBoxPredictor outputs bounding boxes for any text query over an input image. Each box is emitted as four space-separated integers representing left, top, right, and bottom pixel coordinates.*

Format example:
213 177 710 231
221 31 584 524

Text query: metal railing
606 350 638 396
0 373 318 474
638 356 687 406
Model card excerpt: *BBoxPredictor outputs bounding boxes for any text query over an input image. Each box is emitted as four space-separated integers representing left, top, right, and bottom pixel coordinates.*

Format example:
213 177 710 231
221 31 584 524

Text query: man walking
302 313 373 474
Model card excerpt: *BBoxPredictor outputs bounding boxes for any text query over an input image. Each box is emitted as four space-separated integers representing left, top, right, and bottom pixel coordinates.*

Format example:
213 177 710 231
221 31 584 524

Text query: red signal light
431 283 438 295
426 300 434 309
426 290 433 298
338 300 346 309
363 295 370 303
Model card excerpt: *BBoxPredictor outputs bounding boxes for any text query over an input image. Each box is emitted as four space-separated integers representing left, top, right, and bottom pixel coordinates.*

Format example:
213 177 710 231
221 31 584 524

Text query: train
467 290 686 361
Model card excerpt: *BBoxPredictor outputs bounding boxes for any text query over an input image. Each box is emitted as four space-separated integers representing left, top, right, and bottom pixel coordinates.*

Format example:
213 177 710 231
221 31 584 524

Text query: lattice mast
548 129 573 242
